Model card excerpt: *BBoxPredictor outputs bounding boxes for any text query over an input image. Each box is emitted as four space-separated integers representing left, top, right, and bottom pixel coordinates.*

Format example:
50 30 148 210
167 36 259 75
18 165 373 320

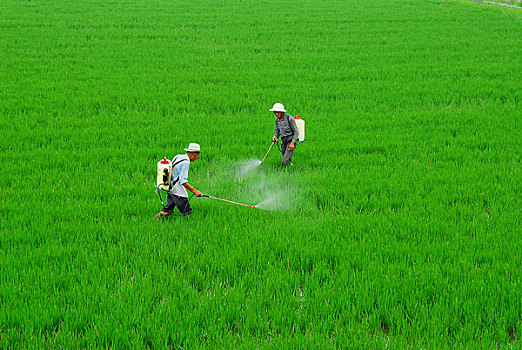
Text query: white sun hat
269 103 286 112
184 143 201 153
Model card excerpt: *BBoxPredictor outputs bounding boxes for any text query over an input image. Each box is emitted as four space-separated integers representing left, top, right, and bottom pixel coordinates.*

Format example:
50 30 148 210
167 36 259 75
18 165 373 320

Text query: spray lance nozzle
203 195 256 208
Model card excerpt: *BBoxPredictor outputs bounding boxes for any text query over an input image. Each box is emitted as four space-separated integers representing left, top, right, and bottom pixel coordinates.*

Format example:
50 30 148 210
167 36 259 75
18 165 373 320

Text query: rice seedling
0 0 520 347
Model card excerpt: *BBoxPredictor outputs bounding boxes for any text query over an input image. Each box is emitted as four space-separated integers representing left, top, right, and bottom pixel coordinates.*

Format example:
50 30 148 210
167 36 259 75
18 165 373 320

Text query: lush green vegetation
475 0 522 7
1 0 520 347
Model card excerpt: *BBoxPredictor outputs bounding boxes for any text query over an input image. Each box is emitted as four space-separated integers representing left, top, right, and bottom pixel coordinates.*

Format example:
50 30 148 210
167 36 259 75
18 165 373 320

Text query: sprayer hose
157 187 195 216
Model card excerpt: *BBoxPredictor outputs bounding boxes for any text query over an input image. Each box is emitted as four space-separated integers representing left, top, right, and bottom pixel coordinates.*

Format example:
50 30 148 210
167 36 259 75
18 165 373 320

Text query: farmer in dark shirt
270 103 299 166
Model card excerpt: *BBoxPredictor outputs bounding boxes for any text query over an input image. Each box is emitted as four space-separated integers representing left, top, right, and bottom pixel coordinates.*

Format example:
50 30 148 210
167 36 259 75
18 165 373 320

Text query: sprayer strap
172 158 188 167
288 115 296 133
171 178 180 188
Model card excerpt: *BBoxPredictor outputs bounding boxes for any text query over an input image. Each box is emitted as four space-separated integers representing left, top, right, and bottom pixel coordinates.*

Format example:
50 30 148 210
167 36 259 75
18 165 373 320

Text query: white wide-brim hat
269 102 286 112
184 143 201 153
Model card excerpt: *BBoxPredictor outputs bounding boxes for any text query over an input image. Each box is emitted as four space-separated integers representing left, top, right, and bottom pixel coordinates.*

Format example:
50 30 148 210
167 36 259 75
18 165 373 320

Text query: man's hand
184 183 203 197
288 141 295 151
272 136 278 143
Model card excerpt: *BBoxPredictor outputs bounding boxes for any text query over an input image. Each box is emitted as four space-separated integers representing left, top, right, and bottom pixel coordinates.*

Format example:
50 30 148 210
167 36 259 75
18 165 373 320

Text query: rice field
1 0 521 347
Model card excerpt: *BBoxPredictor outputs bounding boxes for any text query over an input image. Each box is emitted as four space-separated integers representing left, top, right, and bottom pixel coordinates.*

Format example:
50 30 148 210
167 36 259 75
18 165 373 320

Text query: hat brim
185 149 200 152
269 108 286 112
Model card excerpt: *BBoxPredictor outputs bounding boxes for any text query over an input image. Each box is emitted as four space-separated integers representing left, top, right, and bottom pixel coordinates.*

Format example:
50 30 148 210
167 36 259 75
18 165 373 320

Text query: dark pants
162 193 193 216
280 135 296 165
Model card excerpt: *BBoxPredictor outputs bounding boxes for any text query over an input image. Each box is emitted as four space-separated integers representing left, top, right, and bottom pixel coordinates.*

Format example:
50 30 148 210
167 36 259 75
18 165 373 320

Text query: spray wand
260 140 276 164
203 195 256 208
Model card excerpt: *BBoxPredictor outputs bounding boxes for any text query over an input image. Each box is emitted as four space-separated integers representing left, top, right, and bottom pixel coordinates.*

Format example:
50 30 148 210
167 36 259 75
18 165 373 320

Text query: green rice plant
0 0 520 347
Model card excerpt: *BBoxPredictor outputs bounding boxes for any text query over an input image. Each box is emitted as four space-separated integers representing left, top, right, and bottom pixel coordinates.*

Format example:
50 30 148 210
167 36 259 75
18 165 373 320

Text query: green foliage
0 0 520 347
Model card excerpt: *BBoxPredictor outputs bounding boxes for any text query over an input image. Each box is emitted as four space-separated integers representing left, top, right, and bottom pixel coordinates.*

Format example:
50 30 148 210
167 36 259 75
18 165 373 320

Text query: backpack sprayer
295 115 305 141
156 157 172 206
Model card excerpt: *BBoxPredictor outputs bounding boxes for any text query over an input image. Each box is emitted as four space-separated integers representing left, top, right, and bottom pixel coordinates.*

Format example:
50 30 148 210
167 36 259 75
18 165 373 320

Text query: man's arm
183 183 203 197
273 118 280 141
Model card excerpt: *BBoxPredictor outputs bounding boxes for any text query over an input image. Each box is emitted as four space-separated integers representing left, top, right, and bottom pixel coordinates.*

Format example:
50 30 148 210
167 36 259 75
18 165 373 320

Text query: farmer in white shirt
155 143 203 218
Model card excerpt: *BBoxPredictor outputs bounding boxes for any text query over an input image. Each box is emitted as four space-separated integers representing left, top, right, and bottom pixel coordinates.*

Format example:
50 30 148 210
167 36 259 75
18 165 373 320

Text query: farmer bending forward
270 103 299 166
155 143 203 218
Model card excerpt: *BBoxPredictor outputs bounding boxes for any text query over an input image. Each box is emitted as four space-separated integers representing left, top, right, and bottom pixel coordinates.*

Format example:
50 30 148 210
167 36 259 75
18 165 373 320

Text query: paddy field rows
0 0 521 347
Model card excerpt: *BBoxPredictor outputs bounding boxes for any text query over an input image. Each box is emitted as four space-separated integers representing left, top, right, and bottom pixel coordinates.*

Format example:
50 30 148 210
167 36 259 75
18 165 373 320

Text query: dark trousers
162 193 193 216
280 135 296 165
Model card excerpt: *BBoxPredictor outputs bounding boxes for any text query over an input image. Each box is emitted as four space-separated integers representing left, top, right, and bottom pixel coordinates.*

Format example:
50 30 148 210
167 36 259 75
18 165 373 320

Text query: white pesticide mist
235 159 262 179
254 193 280 210
226 159 297 211
251 181 293 211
